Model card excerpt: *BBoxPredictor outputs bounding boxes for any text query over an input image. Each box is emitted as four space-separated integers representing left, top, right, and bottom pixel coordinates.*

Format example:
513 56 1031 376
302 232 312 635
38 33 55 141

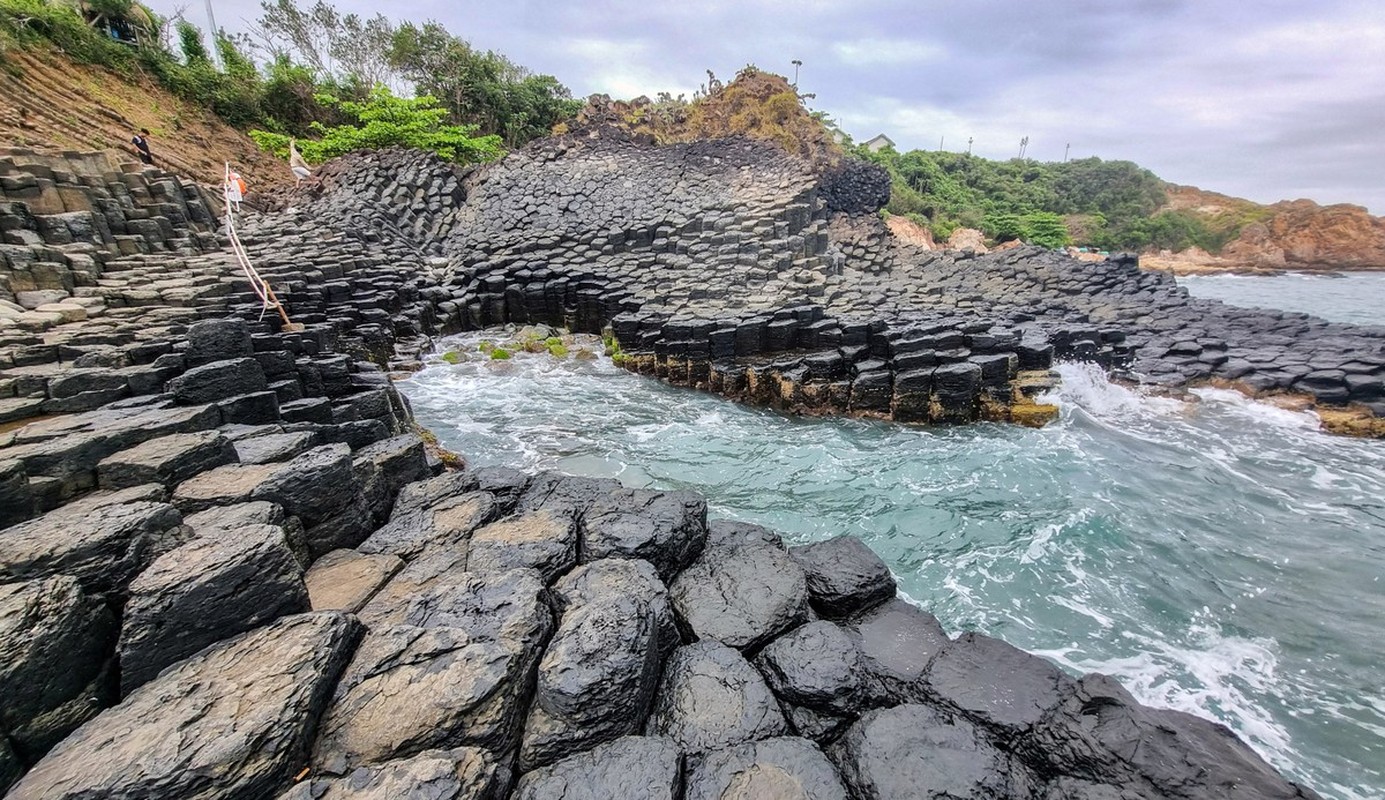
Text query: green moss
439 351 462 364
547 343 569 357
489 347 512 360
478 340 495 354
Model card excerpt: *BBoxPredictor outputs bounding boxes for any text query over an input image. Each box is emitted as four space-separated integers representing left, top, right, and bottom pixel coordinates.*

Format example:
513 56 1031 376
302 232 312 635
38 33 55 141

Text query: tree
1020 212 1070 249
249 85 503 164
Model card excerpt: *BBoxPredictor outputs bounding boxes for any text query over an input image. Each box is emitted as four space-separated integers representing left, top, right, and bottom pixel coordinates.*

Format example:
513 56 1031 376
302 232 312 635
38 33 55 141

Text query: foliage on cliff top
248 87 502 165
570 67 843 163
859 144 1273 253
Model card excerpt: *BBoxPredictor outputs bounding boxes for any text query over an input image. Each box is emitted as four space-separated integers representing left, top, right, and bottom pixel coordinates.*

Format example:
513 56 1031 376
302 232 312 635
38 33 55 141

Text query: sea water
1179 271 1385 327
400 280 1385 799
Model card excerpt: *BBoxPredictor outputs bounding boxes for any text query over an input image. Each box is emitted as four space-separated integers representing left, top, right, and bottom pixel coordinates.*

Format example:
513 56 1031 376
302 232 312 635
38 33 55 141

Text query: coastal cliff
0 134 1366 798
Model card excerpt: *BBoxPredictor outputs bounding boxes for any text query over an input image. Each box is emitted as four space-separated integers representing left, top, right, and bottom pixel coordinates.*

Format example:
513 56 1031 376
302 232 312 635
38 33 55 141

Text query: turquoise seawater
1179 271 1385 327
400 283 1385 799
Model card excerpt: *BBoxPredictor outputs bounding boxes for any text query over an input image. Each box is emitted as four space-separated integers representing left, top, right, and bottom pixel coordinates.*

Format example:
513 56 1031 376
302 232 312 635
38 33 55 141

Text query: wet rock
351 433 431 522
925 631 1074 735
514 471 621 517
0 488 187 594
251 442 357 526
0 576 117 759
278 747 508 800
580 488 708 580
468 510 578 583
184 319 253 367
96 430 237 489
234 430 317 464
7 612 363 800
358 488 496 559
117 522 310 694
0 458 33 528
356 545 470 628
686 736 847 800
648 641 787 754
313 569 552 773
670 529 807 650
512 735 681 800
305 548 403 613
755 620 863 740
829 703 1034 800
1019 674 1322 800
519 559 676 770
789 535 896 618
166 357 268 404
845 597 950 705
172 462 282 514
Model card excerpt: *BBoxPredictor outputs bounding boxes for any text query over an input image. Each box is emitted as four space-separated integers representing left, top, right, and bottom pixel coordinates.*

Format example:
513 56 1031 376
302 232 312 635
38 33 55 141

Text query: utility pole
1064 142 1070 162
204 0 223 69
967 136 973 155
939 135 944 152
791 59 802 88
1018 136 1029 159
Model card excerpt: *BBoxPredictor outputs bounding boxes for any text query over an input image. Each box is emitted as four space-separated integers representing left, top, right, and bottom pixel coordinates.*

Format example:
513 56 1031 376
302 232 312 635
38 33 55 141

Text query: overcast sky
174 0 1385 213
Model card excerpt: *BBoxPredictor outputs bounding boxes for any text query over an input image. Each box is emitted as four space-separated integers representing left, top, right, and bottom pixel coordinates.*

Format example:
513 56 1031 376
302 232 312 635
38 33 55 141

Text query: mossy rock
440 351 463 364
490 348 512 360
547 343 569 358
478 340 495 354
523 340 548 354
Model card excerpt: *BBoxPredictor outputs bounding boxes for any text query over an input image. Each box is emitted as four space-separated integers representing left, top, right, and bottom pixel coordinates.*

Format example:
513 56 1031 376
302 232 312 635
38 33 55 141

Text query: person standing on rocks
132 128 154 166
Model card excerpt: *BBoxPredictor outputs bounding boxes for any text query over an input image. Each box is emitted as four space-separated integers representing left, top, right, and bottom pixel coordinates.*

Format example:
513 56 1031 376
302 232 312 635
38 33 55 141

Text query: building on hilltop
862 133 896 152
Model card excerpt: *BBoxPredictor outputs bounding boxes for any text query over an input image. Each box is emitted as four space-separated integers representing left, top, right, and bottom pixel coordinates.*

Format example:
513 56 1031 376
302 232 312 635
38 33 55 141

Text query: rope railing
223 161 296 329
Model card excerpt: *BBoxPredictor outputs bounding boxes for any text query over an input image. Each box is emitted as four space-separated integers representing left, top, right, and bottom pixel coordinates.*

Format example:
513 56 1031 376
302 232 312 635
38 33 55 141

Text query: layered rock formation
0 137 1361 798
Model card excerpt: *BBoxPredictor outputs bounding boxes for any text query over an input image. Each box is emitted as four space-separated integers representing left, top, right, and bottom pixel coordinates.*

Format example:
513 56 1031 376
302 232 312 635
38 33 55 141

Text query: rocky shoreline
0 138 1360 797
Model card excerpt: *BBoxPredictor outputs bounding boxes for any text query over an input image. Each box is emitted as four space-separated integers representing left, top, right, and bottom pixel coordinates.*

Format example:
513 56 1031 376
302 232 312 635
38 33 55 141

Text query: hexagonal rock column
0 576 117 760
788 535 896 618
669 522 808 651
117 522 310 694
519 559 678 770
276 747 509 800
647 641 787 755
512 736 682 800
6 612 363 800
685 736 848 800
754 620 866 742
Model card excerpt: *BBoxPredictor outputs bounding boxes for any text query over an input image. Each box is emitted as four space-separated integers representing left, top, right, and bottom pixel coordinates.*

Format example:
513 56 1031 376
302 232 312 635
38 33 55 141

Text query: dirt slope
0 47 292 194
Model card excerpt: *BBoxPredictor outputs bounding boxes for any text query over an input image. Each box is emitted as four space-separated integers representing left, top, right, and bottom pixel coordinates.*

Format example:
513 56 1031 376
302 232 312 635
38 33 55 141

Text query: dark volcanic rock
277 746 508 800
648 641 787 754
512 735 681 800
925 631 1074 736
789 535 896 618
519 558 676 770
754 620 864 740
166 357 268 404
0 487 188 594
1020 673 1323 800
358 487 496 559
669 529 808 650
0 576 117 759
580 488 708 580
468 510 578 583
686 736 848 800
304 548 402 613
7 612 363 800
829 703 1034 800
96 430 238 490
312 569 552 773
846 597 950 705
118 522 309 694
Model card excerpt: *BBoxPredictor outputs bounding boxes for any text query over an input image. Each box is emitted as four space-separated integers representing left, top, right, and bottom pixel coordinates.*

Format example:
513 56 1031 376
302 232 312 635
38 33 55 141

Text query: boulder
580 488 707 580
1019 673 1323 800
0 488 187 594
685 736 847 800
305 549 403 613
277 747 508 800
358 489 496 559
518 559 676 770
845 598 949 704
0 576 117 759
468 510 578 583
669 530 807 650
512 736 681 800
96 430 238 490
7 612 363 800
313 569 553 774
251 443 357 527
829 703 1034 800
514 471 621 517
184 319 253 367
165 357 267 405
789 535 896 618
925 632 1073 736
754 620 864 738
117 523 310 694
648 641 787 755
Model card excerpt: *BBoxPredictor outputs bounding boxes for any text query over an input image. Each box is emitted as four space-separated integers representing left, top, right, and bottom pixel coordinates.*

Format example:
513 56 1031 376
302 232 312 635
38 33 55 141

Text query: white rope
223 162 283 322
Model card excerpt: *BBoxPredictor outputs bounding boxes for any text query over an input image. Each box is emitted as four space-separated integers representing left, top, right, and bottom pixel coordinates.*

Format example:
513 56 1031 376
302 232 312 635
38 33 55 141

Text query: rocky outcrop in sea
0 134 1362 797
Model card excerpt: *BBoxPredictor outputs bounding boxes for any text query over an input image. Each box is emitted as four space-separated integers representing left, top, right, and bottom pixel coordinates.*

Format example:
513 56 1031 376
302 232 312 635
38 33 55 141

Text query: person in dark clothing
132 128 154 165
